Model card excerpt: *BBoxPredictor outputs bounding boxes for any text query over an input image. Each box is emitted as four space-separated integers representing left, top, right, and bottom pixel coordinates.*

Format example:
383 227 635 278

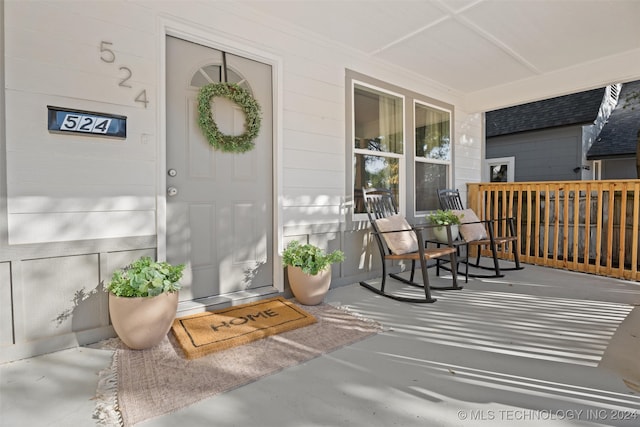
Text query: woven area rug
94 302 381 426
172 297 317 359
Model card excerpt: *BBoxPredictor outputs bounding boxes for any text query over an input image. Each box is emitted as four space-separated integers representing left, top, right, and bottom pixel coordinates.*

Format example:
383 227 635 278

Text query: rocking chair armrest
458 217 517 227
370 224 457 248
370 222 438 235
370 228 415 236
479 216 518 237
415 223 458 246
483 216 517 223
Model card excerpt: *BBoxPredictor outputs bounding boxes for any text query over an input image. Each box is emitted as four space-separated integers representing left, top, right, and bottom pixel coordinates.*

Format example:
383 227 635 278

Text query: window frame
413 99 453 217
346 70 455 224
351 79 407 220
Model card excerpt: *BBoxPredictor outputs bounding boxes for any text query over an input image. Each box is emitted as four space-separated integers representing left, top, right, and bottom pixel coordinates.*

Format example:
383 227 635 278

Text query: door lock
168 169 177 177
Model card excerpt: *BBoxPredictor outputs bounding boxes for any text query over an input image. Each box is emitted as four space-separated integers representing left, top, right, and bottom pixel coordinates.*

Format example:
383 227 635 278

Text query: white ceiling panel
241 0 640 110
376 18 535 92
461 1 640 73
245 0 450 53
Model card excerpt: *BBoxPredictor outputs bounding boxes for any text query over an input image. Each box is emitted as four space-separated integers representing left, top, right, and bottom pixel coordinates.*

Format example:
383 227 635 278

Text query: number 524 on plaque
47 106 126 139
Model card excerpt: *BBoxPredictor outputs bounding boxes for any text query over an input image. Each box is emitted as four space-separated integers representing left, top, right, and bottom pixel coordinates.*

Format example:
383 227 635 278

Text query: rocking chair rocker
360 188 462 303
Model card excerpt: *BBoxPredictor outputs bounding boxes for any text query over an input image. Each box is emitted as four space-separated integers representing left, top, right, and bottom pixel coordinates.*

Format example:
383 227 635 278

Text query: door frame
157 18 284 292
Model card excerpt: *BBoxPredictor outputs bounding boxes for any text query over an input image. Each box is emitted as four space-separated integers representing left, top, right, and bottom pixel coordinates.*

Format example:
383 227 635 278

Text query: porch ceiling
243 0 640 111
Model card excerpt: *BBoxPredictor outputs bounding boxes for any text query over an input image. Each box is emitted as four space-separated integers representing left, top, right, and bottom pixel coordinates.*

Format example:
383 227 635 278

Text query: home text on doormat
171 297 317 359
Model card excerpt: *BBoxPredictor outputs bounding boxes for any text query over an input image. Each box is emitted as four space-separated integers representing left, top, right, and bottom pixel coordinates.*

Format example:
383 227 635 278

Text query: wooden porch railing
467 180 640 282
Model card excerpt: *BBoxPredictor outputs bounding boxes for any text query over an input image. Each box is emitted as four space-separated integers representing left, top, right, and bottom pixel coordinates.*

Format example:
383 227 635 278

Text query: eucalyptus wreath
197 82 262 153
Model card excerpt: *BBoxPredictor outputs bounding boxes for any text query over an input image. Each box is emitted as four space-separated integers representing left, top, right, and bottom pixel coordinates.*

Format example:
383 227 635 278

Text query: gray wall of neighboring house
486 126 583 182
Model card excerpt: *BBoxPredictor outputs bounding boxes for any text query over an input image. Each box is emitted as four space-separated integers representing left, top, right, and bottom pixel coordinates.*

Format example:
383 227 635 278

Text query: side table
426 238 469 283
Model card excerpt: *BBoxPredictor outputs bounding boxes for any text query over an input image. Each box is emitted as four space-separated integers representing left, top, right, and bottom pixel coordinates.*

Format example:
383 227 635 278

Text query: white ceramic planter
287 265 331 305
433 224 459 243
108 291 179 350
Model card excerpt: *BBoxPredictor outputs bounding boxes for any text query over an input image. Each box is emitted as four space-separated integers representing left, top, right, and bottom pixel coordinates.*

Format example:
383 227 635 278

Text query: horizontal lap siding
5 0 157 244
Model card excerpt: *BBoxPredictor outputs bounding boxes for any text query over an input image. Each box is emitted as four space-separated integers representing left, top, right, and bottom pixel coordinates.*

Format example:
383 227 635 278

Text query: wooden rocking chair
437 188 523 278
360 188 462 303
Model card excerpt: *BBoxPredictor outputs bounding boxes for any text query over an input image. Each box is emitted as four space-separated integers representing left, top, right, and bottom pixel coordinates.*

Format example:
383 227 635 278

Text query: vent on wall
607 83 622 105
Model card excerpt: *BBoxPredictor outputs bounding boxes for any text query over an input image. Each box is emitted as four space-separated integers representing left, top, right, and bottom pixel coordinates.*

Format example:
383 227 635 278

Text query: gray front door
166 36 273 304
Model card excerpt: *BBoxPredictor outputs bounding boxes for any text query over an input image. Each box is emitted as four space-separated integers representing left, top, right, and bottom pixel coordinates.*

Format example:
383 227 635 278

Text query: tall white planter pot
108 292 179 350
433 225 459 243
287 265 332 306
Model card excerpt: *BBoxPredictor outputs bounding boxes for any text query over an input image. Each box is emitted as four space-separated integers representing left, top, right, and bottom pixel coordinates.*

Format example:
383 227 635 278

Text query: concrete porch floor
1 262 640 426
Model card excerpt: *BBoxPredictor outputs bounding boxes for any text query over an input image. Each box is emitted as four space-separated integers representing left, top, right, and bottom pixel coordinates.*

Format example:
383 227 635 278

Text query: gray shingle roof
486 88 606 137
586 80 640 160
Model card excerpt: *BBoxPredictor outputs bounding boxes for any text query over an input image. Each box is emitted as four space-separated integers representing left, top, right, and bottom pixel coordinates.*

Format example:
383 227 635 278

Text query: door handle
167 187 178 197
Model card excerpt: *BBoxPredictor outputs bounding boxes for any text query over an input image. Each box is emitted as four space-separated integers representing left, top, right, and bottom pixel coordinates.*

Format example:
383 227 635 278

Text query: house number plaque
47 106 127 139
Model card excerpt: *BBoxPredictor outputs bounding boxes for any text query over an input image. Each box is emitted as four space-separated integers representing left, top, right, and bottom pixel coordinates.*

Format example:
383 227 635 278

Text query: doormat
94 302 382 426
171 297 317 359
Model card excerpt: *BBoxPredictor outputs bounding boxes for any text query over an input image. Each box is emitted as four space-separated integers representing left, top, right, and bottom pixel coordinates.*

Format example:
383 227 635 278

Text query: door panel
166 36 273 302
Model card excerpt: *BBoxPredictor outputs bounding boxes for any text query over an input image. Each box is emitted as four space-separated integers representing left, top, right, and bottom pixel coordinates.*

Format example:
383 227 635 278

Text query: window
353 83 404 213
592 160 602 180
414 102 451 212
484 157 515 182
348 71 454 219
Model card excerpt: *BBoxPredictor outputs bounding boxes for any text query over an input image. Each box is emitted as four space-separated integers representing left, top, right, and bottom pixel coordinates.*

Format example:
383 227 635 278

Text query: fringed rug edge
93 348 124 426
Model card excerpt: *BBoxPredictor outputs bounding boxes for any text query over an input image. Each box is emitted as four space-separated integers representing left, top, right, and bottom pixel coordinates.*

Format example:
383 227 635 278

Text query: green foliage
105 257 185 297
427 209 462 226
197 82 262 153
282 241 345 276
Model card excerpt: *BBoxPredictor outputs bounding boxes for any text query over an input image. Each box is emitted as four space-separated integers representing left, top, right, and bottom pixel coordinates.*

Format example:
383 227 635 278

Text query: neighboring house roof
486 88 606 137
586 80 640 160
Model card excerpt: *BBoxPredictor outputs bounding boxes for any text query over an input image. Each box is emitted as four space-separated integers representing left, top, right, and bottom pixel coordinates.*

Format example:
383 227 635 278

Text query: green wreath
197 82 262 153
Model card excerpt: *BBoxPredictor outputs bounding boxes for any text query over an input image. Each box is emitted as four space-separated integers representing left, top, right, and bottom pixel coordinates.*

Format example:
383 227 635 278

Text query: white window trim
592 160 602 180
484 156 515 182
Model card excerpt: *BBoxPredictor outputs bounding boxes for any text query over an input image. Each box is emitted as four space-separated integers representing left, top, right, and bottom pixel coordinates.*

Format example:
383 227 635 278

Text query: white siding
5 0 157 244
454 111 484 202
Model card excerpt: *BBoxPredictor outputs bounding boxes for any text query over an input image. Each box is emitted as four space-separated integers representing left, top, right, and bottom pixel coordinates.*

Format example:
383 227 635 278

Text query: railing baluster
534 185 540 262
606 185 615 273
571 184 580 271
595 183 603 275
525 184 532 262
583 183 592 274
632 182 639 281
618 182 627 278
543 184 550 266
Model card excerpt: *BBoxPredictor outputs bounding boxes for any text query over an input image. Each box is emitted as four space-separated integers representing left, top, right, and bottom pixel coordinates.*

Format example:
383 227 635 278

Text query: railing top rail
468 179 640 188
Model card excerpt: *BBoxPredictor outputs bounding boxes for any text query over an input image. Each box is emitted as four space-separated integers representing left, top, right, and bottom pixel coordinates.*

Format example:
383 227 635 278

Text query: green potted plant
282 241 345 305
427 209 463 243
105 256 185 350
